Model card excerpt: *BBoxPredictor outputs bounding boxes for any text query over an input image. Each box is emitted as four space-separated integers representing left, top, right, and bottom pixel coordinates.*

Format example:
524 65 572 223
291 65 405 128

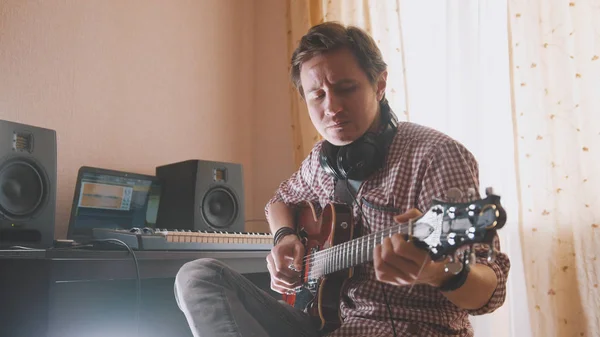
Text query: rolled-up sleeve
264 142 323 218
466 238 511 315
417 140 511 315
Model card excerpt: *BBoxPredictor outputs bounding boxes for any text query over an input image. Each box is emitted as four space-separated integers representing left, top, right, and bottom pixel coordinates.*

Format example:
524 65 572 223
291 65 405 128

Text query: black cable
343 177 398 337
90 238 141 337
379 282 397 337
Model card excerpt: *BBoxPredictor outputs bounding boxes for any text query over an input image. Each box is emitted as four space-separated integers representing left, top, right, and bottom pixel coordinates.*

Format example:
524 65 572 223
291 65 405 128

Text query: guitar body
283 202 356 334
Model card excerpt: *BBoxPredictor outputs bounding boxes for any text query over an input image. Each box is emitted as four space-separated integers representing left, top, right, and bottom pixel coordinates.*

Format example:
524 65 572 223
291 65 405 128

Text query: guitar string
301 208 491 266
300 213 492 278
303 224 458 278
305 235 458 278
301 220 417 263
301 206 492 267
301 222 411 265
407 254 431 295
302 224 445 265
303 226 481 278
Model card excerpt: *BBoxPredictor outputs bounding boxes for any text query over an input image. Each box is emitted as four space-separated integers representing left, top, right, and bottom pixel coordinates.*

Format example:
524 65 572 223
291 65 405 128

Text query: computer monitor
66 166 161 242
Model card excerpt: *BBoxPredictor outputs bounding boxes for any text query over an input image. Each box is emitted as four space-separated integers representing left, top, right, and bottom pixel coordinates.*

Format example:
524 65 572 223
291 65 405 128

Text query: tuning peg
487 245 497 262
444 254 464 275
467 188 477 200
465 246 477 266
485 187 495 197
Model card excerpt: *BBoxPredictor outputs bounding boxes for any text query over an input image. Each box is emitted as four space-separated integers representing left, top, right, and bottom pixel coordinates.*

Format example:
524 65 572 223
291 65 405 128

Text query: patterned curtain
507 0 600 335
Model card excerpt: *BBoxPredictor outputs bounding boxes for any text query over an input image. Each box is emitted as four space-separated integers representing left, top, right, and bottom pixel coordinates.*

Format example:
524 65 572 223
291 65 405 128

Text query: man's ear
376 71 388 101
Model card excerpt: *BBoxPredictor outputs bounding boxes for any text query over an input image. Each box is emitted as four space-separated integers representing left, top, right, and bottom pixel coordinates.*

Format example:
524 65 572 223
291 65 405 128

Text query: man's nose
324 94 343 116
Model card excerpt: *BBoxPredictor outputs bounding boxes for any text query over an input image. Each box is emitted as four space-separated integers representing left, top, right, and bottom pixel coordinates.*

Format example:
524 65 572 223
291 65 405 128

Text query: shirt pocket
358 196 402 234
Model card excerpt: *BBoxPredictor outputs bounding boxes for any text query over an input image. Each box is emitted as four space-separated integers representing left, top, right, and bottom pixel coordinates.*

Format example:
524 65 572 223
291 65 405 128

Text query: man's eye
339 86 356 93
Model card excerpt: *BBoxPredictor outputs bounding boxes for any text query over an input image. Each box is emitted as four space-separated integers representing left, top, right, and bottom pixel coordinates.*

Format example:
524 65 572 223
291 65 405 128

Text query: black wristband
273 227 297 246
439 262 470 292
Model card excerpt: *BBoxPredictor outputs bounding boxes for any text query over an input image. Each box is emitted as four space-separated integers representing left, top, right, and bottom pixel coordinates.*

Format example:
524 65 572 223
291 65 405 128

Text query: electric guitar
282 187 507 334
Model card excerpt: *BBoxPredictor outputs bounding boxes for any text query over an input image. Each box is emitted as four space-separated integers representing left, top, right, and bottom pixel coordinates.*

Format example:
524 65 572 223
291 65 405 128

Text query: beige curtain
507 0 600 336
286 0 324 168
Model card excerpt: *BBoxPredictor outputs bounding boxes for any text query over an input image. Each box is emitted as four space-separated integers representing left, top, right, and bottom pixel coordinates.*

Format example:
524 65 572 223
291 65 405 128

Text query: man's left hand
373 208 454 288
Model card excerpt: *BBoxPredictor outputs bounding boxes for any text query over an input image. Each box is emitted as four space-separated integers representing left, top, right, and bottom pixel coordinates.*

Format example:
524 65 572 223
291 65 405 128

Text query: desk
0 249 273 337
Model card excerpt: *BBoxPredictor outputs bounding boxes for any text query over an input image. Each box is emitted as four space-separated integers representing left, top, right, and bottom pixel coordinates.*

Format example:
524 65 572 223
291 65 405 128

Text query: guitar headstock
411 187 506 262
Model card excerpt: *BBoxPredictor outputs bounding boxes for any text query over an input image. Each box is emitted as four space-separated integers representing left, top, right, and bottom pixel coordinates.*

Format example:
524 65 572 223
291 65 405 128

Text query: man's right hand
266 234 305 294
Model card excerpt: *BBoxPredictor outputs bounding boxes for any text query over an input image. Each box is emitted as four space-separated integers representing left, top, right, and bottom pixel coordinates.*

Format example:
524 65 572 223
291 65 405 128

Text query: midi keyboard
92 228 274 251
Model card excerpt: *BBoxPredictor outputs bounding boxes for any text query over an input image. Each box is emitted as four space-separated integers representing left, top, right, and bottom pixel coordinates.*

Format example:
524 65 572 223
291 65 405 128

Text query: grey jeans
174 258 321 337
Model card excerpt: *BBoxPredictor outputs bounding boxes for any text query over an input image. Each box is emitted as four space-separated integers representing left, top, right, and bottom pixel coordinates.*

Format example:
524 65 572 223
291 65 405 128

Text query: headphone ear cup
337 133 382 180
319 142 344 180
320 108 398 182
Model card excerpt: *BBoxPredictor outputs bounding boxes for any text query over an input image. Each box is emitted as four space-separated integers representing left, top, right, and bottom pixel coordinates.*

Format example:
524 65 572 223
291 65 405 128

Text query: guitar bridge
307 278 318 291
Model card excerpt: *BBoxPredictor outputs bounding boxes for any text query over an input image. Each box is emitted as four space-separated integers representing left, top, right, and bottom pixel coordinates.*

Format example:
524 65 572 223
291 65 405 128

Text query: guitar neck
303 191 506 281
307 221 432 279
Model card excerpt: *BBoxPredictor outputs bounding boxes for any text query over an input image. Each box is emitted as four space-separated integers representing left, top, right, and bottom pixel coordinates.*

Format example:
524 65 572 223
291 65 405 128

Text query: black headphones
319 100 398 181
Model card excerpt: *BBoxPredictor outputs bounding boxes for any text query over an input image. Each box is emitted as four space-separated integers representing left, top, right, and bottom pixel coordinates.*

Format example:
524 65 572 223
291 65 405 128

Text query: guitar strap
334 178 363 205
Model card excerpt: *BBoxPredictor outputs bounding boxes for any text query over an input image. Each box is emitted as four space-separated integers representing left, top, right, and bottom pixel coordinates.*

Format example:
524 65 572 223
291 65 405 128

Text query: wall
0 0 280 238
251 0 296 229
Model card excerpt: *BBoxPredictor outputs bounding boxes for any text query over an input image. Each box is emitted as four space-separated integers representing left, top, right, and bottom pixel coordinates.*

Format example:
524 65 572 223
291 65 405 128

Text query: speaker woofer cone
0 160 45 219
201 187 238 229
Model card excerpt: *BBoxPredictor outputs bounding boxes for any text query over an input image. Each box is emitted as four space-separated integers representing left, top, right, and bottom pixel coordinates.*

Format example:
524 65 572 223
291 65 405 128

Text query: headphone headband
319 102 398 181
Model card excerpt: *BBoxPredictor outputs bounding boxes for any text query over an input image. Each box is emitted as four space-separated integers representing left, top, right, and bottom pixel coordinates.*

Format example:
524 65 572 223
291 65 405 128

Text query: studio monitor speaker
0 119 56 248
155 160 245 232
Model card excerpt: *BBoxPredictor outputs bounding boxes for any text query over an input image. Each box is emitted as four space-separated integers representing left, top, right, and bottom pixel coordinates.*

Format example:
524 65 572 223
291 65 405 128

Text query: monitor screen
68 167 161 240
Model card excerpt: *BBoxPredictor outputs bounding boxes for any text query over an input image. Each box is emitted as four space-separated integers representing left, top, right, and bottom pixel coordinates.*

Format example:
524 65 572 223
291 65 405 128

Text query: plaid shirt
266 121 511 337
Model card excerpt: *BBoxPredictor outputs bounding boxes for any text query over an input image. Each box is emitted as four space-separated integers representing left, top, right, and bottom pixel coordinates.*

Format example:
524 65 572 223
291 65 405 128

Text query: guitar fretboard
302 193 503 280
306 221 438 279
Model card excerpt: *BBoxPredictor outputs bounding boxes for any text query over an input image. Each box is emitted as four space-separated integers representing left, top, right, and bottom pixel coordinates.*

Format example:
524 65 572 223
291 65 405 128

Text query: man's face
299 48 387 146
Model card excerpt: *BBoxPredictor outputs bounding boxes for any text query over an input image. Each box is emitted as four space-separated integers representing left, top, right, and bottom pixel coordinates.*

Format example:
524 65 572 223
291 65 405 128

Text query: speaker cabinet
0 119 56 248
155 160 245 232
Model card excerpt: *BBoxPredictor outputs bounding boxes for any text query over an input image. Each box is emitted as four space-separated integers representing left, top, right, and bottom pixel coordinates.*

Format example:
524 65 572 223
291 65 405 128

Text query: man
175 22 510 337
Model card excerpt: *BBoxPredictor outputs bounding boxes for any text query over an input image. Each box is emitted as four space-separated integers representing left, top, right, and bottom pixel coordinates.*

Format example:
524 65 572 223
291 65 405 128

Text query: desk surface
0 248 270 260
0 248 270 281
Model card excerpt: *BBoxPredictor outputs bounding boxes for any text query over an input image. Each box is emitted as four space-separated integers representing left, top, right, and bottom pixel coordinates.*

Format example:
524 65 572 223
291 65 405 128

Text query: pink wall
252 0 296 225
0 0 296 237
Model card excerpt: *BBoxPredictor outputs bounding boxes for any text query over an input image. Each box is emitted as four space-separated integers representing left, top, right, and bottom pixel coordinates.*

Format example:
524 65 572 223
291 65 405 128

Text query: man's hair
290 22 387 98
